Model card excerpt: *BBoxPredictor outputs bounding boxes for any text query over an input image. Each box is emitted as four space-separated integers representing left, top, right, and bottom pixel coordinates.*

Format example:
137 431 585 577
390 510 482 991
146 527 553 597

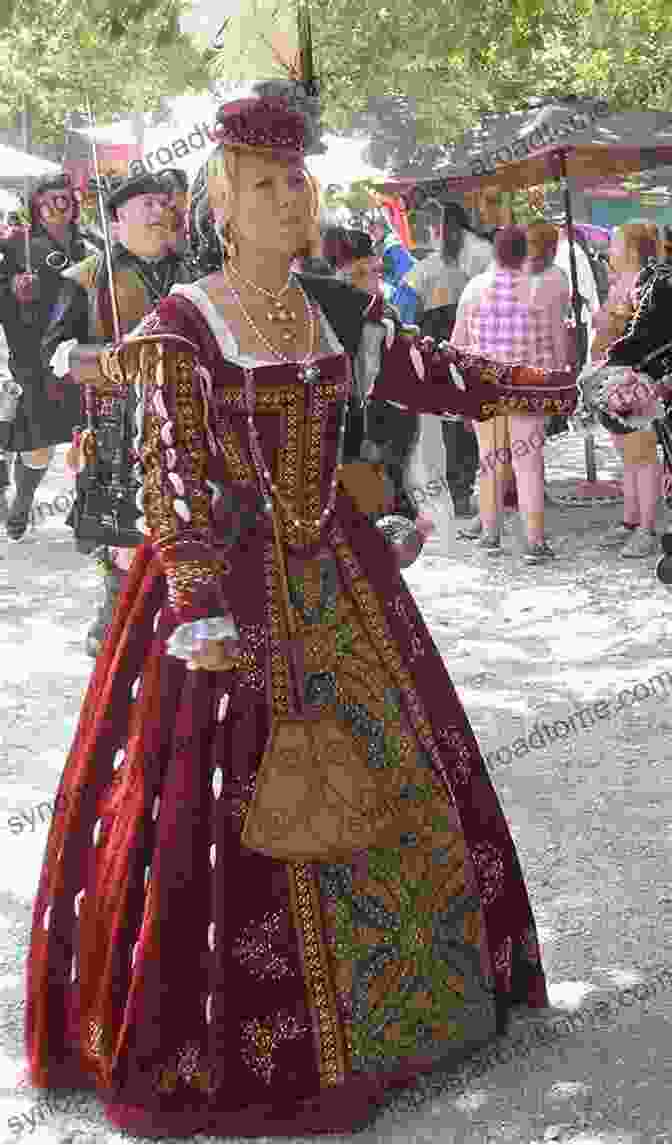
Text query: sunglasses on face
41 193 73 212
45 250 71 270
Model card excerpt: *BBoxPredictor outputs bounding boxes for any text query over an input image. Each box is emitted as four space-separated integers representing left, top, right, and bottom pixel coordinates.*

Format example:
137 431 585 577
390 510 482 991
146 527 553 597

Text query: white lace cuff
165 615 239 660
354 322 386 403
50 339 78 378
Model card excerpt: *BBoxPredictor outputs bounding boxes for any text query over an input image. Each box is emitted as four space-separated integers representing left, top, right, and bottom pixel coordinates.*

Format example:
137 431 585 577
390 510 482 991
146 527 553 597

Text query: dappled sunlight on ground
547 981 596 1009
0 1048 26 1090
455 1089 491 1113
0 443 671 1142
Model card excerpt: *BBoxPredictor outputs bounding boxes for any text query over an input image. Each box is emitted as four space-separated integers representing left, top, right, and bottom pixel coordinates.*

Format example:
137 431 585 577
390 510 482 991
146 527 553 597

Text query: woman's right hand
186 638 240 672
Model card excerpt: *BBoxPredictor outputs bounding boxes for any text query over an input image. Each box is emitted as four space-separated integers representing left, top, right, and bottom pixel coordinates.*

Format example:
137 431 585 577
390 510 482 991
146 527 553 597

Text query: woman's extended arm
111 334 239 671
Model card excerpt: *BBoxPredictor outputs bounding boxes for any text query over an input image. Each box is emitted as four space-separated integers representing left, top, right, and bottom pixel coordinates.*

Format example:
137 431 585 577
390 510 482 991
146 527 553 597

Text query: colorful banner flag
370 190 413 248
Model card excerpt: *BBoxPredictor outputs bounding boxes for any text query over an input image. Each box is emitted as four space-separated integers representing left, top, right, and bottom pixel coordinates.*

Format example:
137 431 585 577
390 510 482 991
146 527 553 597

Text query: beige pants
476 414 546 542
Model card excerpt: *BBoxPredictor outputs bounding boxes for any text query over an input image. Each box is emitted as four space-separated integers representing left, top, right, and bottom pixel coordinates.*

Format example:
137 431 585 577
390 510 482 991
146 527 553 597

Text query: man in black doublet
43 172 195 655
0 172 96 538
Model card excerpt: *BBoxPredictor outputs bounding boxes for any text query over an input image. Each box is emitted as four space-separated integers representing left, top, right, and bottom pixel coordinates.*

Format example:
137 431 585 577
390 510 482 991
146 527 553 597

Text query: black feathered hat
157 168 189 194
33 171 74 197
106 172 171 218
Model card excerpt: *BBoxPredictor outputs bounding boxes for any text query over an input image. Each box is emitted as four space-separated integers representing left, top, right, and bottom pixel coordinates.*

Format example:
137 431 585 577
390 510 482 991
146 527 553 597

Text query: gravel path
0 433 670 1144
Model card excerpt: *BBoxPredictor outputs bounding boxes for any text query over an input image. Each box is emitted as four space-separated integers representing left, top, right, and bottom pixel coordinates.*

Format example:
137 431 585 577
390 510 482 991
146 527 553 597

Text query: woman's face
225 150 311 256
116 193 173 258
37 189 75 228
349 255 382 295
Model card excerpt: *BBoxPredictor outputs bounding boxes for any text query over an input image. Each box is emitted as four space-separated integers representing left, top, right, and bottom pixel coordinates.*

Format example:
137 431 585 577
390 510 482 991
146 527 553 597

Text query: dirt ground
0 431 670 1144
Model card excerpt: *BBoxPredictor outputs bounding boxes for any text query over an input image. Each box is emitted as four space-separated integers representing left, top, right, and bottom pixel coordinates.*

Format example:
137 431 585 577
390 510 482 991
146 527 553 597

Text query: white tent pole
21 96 31 272
558 148 596 483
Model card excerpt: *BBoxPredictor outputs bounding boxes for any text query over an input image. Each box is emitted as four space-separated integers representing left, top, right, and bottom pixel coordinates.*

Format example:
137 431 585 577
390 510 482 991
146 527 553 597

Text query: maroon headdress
212 96 307 158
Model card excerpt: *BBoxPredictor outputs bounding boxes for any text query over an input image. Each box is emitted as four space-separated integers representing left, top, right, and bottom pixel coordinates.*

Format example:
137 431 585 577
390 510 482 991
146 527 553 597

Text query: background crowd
0 172 670 650
307 206 672 564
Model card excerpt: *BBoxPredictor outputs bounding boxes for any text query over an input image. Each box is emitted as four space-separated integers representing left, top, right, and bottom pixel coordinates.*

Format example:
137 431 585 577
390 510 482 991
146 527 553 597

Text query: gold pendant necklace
227 261 297 324
224 266 317 364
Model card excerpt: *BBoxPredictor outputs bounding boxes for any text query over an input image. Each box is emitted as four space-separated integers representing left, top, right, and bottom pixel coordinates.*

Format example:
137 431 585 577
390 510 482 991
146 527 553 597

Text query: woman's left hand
186 638 240 672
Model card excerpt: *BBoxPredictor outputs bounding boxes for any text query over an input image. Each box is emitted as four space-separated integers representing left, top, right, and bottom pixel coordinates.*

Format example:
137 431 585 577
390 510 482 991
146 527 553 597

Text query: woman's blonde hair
526 221 559 263
205 145 321 261
616 220 660 267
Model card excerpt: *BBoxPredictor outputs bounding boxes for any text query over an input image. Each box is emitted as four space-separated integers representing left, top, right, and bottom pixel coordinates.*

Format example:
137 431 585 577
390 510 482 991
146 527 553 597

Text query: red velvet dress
25 290 548 1139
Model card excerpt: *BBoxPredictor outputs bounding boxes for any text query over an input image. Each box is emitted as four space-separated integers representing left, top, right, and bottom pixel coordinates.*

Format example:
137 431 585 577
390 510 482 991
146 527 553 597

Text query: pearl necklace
224 265 317 364
243 365 350 536
226 261 296 324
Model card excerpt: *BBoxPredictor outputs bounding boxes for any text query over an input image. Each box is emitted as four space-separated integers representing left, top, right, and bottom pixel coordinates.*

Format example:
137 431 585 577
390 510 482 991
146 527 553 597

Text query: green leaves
0 0 210 147
4 0 671 169
0 0 15 29
252 0 672 172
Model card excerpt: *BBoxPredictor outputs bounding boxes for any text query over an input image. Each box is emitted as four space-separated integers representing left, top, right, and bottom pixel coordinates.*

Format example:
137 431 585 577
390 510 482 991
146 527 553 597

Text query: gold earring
222 220 238 261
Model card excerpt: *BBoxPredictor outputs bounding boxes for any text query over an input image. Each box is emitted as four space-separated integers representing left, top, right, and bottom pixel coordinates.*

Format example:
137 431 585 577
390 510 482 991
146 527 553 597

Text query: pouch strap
269 505 303 714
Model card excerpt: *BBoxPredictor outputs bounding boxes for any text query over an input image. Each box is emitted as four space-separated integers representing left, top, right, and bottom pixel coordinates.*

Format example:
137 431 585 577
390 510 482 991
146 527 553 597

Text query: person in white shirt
403 202 493 516
554 226 600 369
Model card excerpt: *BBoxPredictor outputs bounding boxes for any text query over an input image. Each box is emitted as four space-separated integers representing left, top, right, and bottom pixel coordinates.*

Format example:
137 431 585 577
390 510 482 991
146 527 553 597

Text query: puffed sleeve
111 334 232 633
357 302 490 418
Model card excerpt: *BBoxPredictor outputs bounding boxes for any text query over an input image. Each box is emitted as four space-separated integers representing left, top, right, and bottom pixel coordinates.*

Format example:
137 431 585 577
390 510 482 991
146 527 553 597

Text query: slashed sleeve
113 334 235 647
357 298 491 419
448 293 473 352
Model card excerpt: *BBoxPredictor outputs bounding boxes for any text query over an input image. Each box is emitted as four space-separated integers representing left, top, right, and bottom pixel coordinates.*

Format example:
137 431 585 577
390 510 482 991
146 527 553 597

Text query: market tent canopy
372 98 672 493
0 188 20 211
0 144 61 179
376 101 672 204
71 113 385 186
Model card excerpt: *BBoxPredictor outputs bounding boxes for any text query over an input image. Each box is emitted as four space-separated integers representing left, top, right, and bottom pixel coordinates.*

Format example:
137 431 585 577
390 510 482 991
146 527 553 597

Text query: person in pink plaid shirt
451 225 569 562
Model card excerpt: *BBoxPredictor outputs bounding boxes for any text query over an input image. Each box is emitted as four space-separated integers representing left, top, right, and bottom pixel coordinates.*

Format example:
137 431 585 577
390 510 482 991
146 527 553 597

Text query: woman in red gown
25 92 549 1139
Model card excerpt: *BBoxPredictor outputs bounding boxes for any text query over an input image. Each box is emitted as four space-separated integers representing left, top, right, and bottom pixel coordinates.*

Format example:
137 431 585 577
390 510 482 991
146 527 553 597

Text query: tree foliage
0 0 167 33
209 0 672 172
5 0 672 170
0 0 210 147
321 178 381 226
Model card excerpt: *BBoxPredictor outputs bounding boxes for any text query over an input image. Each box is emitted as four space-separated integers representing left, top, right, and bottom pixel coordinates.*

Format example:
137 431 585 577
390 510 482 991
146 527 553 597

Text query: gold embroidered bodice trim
213 374 349 549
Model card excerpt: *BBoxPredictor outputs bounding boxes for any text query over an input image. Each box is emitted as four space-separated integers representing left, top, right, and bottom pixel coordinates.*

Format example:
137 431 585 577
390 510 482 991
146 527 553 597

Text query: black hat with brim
106 173 170 216
345 229 374 260
32 171 73 197
158 168 189 193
